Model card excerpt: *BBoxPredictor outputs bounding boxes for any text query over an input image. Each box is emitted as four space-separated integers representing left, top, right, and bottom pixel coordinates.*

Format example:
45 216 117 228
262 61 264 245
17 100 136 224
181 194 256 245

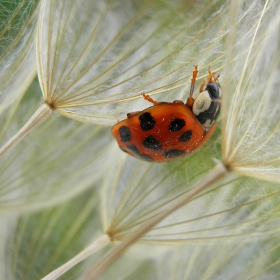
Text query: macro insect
111 66 221 162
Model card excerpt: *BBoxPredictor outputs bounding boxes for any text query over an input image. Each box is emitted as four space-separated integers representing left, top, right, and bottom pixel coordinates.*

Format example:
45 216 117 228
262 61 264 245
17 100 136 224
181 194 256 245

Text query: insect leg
141 92 162 105
186 65 198 108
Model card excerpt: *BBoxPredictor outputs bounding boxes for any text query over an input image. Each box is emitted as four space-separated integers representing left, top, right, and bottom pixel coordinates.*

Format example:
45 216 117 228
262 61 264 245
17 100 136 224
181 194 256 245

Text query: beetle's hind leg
141 92 162 105
127 92 163 118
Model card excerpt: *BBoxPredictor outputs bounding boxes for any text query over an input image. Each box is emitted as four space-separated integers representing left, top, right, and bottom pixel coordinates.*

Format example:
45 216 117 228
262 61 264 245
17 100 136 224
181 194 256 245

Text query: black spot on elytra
169 118 186 132
179 130 192 142
143 136 162 151
126 144 140 154
119 126 131 142
139 112 155 131
196 101 220 126
126 144 154 162
162 149 185 158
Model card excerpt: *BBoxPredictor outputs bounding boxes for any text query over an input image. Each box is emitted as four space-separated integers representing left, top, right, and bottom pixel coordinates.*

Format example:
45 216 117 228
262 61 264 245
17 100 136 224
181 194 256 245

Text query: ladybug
111 66 221 162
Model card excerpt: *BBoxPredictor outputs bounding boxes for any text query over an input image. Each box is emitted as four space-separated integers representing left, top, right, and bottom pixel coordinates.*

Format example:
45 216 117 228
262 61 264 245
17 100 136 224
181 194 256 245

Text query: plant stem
86 162 228 280
41 234 111 280
0 103 53 159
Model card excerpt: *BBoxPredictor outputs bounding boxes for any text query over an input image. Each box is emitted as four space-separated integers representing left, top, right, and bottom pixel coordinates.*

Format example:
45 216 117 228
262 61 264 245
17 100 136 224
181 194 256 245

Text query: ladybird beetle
111 66 221 162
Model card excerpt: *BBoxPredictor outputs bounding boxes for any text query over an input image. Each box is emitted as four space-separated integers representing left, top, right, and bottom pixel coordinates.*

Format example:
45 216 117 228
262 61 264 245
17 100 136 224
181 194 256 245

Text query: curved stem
0 103 53 159
41 234 110 280
86 162 228 280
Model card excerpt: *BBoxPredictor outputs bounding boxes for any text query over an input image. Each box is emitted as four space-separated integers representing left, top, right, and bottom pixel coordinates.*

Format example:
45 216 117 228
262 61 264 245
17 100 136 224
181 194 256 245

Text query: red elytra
111 66 220 163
